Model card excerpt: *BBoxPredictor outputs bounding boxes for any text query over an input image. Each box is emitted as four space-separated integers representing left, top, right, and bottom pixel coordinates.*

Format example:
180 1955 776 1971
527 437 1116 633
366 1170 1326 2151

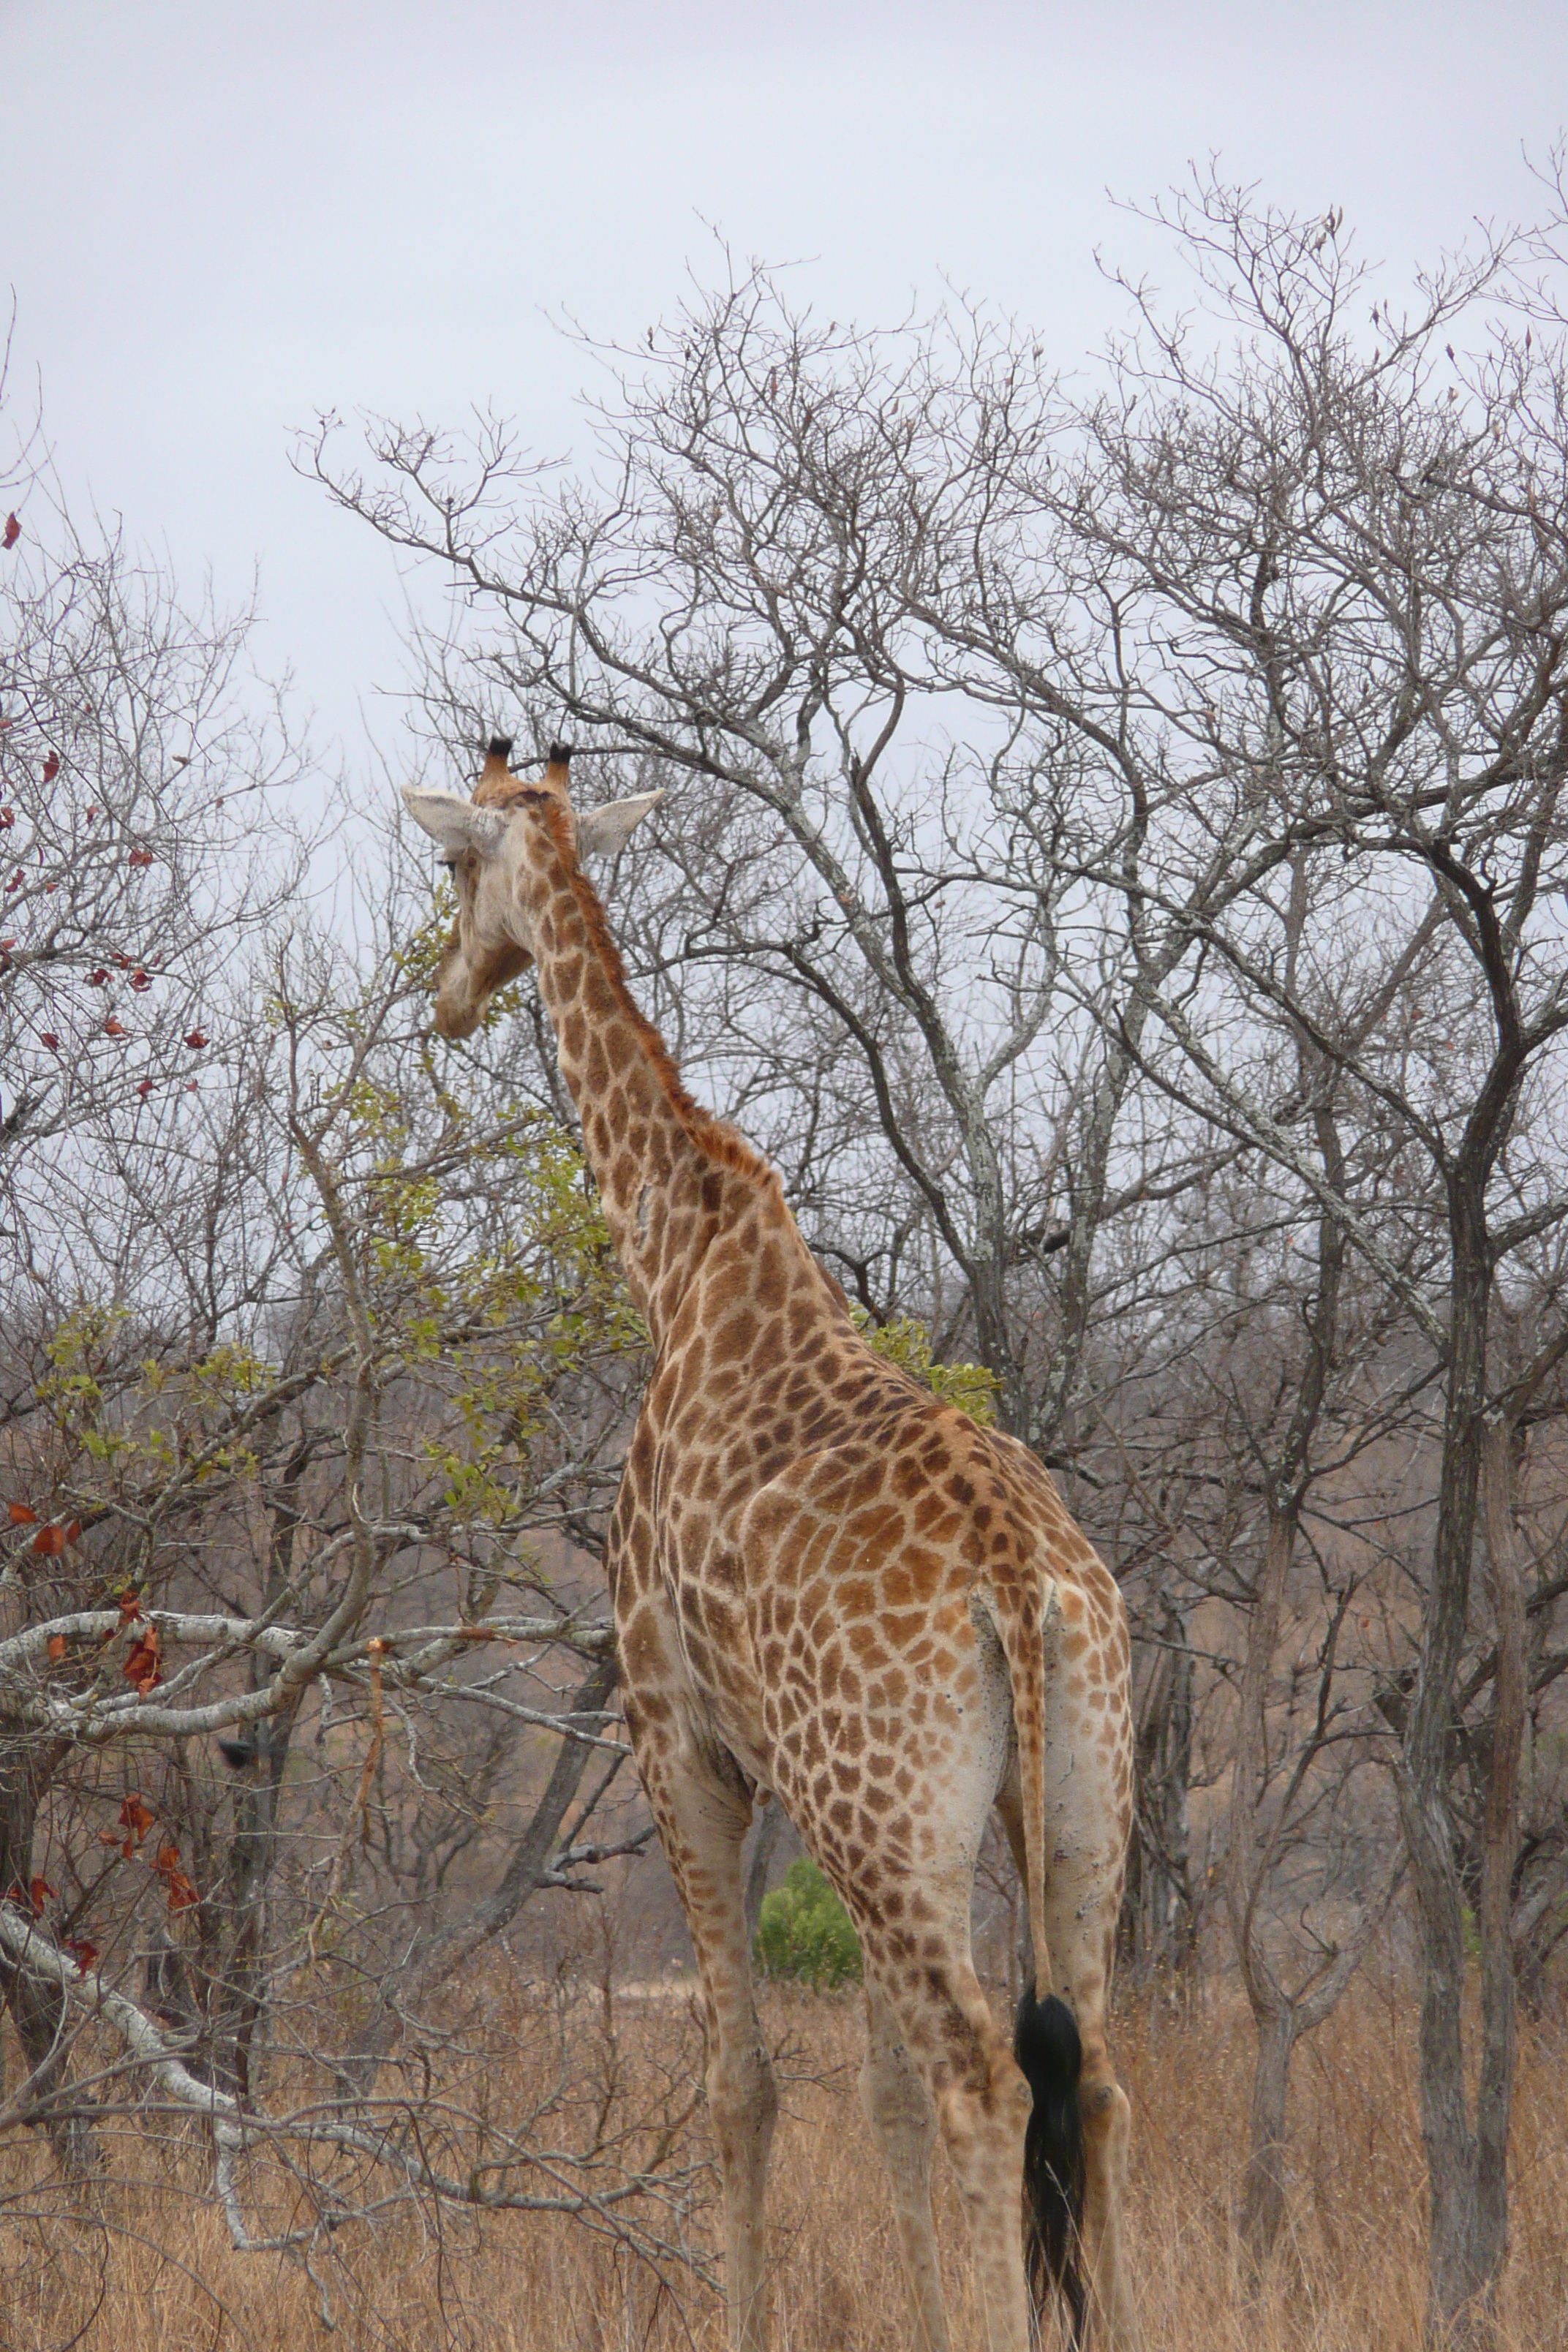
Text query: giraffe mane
489 781 780 1195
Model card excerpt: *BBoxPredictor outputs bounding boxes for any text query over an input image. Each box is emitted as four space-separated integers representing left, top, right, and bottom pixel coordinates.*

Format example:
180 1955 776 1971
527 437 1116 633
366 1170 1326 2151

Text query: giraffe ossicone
405 739 1139 2352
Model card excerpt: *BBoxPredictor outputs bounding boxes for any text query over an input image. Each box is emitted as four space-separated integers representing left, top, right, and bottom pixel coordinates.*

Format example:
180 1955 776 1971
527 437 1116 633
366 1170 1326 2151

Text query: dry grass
1 1969 1564 2351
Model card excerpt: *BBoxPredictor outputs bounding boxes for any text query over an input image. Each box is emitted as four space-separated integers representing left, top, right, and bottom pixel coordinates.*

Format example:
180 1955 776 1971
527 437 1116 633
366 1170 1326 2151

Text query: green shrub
753 1858 862 1990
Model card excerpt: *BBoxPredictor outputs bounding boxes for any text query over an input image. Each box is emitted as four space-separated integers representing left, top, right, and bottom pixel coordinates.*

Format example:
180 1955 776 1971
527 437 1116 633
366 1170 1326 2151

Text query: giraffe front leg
638 1731 776 2352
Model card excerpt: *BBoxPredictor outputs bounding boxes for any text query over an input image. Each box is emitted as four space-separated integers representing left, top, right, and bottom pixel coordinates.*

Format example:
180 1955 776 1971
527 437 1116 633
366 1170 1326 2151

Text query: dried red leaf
102 1016 127 1038
31 1525 66 1557
123 1627 162 1692
116 1589 143 1621
64 1937 97 1972
28 1875 53 1915
63 1520 80 1545
129 969 151 991
7 1501 39 1526
118 1793 155 1842
165 1869 198 1912
127 846 154 869
0 807 12 829
47 1633 67 1662
135 1078 154 1098
86 968 109 984
2 513 20 549
38 1033 60 1050
184 1030 208 1049
41 753 59 785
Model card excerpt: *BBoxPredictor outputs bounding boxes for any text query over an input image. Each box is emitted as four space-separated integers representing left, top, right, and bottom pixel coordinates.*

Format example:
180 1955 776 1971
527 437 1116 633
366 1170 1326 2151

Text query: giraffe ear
576 791 663 859
402 790 510 859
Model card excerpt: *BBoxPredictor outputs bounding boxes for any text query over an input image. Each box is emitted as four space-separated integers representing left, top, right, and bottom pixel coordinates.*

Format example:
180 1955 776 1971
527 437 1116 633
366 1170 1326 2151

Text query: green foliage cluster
849 1305 999 1426
753 1858 862 1990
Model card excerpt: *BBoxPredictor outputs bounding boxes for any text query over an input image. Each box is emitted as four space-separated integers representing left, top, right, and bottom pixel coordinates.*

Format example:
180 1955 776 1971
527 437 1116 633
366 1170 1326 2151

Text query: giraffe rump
1014 1984 1088 2344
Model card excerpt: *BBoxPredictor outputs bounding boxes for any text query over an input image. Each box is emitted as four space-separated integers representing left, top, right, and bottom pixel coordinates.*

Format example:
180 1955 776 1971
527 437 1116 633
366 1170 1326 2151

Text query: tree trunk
1239 2004 1295 2259
1475 1420 1527 2308
0 1729 94 2174
1398 1188 1496 2343
743 1799 783 1945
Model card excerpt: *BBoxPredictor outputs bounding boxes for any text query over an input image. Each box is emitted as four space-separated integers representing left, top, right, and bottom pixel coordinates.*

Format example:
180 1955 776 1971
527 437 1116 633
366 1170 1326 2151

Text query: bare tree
307 165 1568 2340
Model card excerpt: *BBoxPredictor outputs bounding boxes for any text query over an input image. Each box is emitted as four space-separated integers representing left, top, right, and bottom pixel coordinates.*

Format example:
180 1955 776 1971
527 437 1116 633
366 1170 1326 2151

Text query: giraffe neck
518 802 772 1346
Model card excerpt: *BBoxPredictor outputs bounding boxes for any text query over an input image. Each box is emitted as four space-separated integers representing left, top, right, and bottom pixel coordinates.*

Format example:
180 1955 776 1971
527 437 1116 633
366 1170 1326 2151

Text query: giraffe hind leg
860 1972 953 2352
1035 1709 1139 2348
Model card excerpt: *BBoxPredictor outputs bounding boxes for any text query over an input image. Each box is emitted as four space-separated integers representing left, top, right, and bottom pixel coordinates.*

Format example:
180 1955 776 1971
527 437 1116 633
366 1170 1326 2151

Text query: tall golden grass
1 1966 1564 2350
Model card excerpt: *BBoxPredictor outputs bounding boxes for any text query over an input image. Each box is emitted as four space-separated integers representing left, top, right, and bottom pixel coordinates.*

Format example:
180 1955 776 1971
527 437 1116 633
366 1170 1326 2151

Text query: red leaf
184 1030 208 1049
2 513 19 549
118 1793 155 1843
111 951 133 968
87 967 109 984
64 1937 97 1972
103 1016 127 1038
85 806 99 819
135 1078 154 1098
123 1624 161 1691
129 969 152 991
0 807 12 828
116 1589 143 1621
47 1634 67 1662
41 753 59 784
151 1842 196 1906
29 1875 53 1915
38 1033 60 1050
127 846 154 869
63 1520 80 1545
31 1524 66 1556
7 1501 39 1526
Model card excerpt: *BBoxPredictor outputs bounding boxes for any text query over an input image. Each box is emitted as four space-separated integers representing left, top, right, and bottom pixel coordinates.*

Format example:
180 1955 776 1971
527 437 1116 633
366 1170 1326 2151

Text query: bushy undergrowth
753 1858 863 1989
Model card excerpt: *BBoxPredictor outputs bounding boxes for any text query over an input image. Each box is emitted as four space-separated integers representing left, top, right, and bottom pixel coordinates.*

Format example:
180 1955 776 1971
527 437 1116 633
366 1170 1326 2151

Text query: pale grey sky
3 0 1564 779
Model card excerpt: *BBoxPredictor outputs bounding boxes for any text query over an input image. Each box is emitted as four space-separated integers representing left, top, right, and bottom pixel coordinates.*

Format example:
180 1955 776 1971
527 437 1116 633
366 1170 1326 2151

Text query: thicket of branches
311 167 1568 2345
3 165 1568 2349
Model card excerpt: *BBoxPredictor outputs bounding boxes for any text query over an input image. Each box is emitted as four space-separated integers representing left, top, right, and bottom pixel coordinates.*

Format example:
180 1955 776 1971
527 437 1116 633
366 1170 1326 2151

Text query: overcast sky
3 0 1566 789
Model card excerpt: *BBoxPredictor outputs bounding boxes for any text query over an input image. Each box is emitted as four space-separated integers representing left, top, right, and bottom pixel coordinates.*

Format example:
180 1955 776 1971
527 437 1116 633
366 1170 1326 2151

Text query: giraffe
404 739 1139 2352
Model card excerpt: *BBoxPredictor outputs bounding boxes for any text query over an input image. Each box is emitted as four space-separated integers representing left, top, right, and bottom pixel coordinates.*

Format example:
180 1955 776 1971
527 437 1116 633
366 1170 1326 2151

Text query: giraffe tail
1014 1984 1088 2344
985 1565 1088 2342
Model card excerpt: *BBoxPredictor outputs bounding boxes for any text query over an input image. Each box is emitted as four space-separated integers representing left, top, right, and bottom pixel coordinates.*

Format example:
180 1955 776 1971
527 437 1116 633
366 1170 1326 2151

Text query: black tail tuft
1014 1987 1087 2346
486 735 514 762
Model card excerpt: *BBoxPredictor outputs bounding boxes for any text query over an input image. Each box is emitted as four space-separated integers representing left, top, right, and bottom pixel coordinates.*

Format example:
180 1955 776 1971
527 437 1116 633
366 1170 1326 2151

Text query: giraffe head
403 739 660 1037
